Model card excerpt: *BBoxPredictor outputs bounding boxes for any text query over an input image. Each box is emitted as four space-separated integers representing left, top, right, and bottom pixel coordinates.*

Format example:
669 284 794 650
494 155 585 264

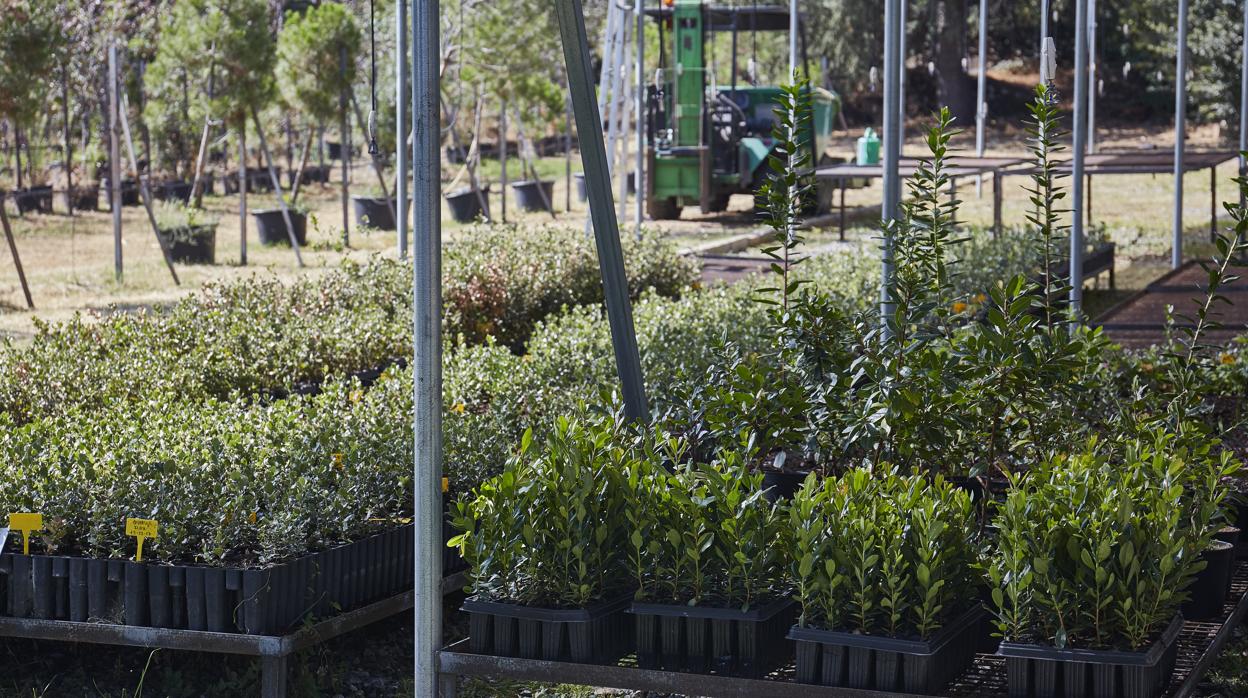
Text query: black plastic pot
463 594 632 664
1182 540 1235 620
352 196 398 231
510 180 555 213
327 141 352 160
63 186 99 212
13 186 54 214
998 614 1183 698
248 168 278 193
158 224 217 265
446 186 490 223
762 471 808 502
290 165 331 187
252 209 307 246
1233 497 1248 558
102 179 140 208
630 597 796 677
155 181 193 203
0 524 427 635
789 604 985 694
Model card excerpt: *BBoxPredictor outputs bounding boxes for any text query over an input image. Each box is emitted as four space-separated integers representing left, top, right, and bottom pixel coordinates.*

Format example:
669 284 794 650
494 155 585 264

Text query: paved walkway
1096 262 1248 349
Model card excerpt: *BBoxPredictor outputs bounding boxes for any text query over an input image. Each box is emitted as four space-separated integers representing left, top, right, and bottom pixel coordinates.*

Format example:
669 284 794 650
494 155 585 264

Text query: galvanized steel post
635 0 645 238
396 0 409 258
975 0 987 196
1040 0 1050 58
1086 0 1097 154
1240 0 1247 208
1174 0 1189 270
881 0 901 334
1072 0 1089 315
898 0 906 151
556 0 649 421
411 0 443 695
789 0 798 77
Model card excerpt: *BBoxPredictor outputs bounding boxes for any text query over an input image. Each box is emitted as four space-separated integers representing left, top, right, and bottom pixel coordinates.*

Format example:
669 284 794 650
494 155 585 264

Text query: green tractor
643 1 840 219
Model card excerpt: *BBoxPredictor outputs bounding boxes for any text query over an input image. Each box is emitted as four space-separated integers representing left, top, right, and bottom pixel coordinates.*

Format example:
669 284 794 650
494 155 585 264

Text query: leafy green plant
988 435 1237 650
790 468 976 638
449 416 632 608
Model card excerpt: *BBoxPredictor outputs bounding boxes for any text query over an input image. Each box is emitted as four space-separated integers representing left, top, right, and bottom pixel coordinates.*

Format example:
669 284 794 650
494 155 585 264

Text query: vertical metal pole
1072 0 1089 315
411 0 442 696
108 43 122 282
62 63 73 216
1173 0 1189 270
556 0 649 421
975 0 987 196
898 0 906 151
789 0 798 77
340 47 351 247
635 0 645 237
1240 0 1248 208
396 0 409 258
499 102 507 223
882 0 901 334
0 204 34 309
1040 0 1050 56
1086 0 1097 154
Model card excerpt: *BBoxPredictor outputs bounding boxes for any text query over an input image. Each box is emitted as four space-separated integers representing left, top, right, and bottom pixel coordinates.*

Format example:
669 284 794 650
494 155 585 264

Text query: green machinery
643 1 840 219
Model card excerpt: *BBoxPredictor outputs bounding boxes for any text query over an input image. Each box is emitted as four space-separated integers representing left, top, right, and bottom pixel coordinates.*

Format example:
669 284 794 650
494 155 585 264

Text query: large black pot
101 179 140 208
252 209 307 246
445 186 490 223
762 470 808 503
290 165 331 187
510 180 555 213
155 181 193 203
326 141 352 160
62 186 99 212
1182 539 1235 619
158 224 217 265
352 196 399 231
248 168 278 193
13 186 54 214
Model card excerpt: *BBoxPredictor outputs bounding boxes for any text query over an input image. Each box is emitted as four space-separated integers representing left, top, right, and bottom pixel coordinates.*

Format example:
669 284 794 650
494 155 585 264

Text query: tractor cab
643 1 839 219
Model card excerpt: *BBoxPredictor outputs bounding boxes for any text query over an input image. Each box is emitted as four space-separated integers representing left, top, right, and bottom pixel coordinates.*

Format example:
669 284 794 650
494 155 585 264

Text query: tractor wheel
648 197 681 220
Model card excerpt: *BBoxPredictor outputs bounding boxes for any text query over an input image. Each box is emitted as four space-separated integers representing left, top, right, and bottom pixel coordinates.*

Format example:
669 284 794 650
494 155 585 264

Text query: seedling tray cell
630 597 797 678
462 594 633 664
788 604 986 694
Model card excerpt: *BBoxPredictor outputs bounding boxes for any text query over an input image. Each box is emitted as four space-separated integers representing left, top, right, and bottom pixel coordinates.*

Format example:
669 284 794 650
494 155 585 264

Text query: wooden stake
189 118 215 208
0 199 34 309
251 107 304 267
118 96 181 286
290 127 314 204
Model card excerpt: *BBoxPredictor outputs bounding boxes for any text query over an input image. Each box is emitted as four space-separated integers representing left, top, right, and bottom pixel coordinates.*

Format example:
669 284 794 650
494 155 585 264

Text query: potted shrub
252 204 307 246
786 468 983 693
155 202 218 265
625 447 794 678
987 438 1237 698
450 418 634 664
351 191 401 231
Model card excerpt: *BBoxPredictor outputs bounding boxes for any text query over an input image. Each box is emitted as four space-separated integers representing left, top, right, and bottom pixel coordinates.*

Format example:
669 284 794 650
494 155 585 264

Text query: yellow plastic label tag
442 477 449 493
9 513 42 555
333 452 344 470
126 518 158 561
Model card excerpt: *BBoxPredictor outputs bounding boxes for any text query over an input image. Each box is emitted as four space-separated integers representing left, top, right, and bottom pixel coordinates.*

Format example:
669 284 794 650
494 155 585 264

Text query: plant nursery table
436 562 1248 698
814 157 1025 240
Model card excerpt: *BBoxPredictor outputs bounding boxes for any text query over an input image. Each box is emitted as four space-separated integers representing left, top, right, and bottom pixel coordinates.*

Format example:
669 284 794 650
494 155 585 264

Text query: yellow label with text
442 477 449 493
9 513 42 555
126 518 158 561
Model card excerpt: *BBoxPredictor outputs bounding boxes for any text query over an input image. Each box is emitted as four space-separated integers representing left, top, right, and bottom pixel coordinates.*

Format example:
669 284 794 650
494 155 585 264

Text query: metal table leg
261 655 288 698
838 178 846 241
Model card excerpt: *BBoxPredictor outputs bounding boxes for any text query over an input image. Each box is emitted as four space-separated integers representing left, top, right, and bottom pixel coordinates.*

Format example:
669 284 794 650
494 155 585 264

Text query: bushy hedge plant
789 468 977 638
449 417 633 608
988 435 1239 650
626 446 789 610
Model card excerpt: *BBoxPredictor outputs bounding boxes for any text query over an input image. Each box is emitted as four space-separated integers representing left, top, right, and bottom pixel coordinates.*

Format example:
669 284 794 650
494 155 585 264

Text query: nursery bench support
0 572 465 698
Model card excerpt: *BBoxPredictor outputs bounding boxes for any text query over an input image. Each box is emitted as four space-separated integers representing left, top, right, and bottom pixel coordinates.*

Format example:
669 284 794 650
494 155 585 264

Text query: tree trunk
934 0 975 122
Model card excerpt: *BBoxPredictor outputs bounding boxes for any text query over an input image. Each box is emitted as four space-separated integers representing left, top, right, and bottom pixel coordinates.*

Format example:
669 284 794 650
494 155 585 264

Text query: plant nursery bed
631 597 797 677
439 562 1248 698
0 524 464 637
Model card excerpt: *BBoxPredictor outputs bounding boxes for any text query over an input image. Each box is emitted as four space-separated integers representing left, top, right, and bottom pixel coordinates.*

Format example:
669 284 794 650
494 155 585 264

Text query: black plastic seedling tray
0 524 459 636
462 593 632 664
997 614 1184 698
630 597 797 678
788 604 986 694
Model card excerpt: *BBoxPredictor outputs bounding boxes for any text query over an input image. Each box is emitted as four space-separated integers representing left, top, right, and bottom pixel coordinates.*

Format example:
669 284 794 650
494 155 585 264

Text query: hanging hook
367 0 379 155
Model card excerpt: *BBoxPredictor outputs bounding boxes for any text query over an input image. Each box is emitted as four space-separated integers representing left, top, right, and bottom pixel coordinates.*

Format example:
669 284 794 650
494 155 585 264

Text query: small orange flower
1221 353 1237 365
1140 362 1155 373
973 293 987 304
248 511 257 524
952 301 968 314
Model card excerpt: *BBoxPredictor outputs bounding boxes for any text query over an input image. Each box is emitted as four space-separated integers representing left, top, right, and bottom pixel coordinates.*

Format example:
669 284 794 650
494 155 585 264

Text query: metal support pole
1072 0 1089 315
1087 0 1097 154
789 0 798 77
252 108 306 267
1173 0 1189 270
499 102 507 223
1240 0 1248 209
975 0 987 197
0 202 34 309
635 0 645 238
411 1 442 696
340 47 351 247
239 129 248 266
396 0 409 258
108 43 122 282
882 0 901 334
898 0 906 151
1040 0 1050 56
556 0 649 421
